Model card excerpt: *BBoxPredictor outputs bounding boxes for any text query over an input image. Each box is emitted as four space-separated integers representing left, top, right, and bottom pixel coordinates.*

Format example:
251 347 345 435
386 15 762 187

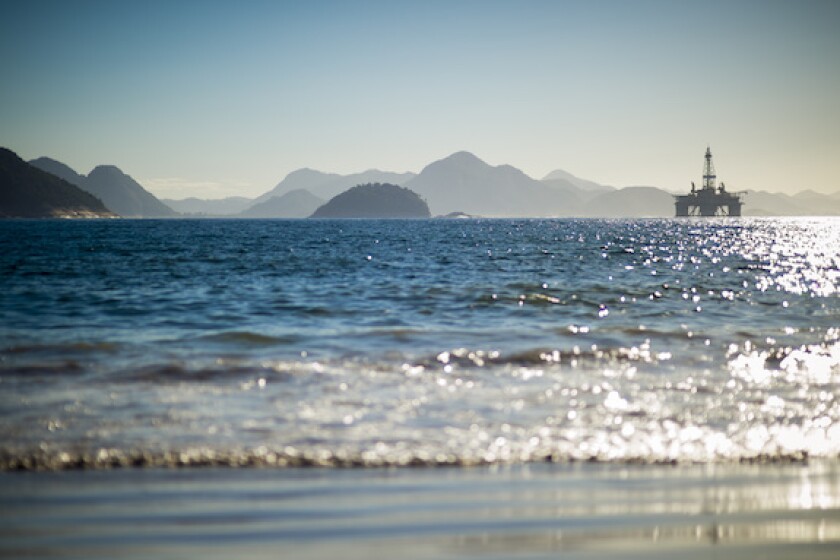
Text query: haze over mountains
0 148 113 218
30 157 176 217
404 151 569 217
4 147 840 219
240 189 324 218
257 169 417 204
162 196 252 216
182 150 840 218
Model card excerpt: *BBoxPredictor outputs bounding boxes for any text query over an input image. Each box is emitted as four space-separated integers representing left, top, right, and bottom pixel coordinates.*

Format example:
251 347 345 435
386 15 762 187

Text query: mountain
543 169 614 193
541 169 616 208
405 151 570 217
256 169 417 204
239 189 324 218
27 156 87 187
791 190 840 215
311 183 430 218
0 148 114 218
83 166 176 217
582 186 676 217
22 152 837 218
738 190 804 216
162 196 252 216
29 157 176 217
732 189 836 216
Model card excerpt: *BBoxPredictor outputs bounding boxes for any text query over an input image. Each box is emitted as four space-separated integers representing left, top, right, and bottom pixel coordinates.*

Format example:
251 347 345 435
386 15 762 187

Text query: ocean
1 217 838 557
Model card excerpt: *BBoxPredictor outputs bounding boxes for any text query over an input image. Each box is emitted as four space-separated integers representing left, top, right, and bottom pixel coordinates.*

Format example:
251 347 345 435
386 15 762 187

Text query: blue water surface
1 218 838 467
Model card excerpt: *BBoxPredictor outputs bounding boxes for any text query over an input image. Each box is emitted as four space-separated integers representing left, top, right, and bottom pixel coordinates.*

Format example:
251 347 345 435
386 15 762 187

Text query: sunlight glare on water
0 218 837 469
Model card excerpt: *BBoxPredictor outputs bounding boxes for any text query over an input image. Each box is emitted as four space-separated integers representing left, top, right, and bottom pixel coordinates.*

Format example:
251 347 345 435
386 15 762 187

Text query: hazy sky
2 0 838 198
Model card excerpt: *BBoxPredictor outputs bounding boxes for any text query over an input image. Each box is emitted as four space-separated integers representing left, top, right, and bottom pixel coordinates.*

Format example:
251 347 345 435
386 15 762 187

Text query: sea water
0 218 838 469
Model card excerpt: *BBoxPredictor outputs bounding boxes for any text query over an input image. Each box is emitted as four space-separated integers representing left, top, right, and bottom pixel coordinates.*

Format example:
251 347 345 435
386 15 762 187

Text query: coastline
3 461 838 559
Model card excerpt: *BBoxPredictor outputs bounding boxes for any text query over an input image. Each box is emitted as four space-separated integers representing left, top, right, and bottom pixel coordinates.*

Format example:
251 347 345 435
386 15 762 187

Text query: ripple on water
0 218 838 470
2 335 837 471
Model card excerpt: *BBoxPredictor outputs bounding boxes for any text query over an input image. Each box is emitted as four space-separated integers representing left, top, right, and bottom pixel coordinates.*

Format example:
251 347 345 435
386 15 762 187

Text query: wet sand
2 461 839 559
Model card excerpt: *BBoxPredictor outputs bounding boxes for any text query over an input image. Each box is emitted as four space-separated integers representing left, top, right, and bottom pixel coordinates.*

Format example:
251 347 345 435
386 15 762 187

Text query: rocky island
310 183 430 218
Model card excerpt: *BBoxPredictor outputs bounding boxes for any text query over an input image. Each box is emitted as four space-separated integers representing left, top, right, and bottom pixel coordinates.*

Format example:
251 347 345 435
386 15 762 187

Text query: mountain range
178 151 840 218
29 158 176 217
5 147 840 219
0 148 114 218
254 169 417 205
404 151 569 217
240 189 324 218
161 196 252 215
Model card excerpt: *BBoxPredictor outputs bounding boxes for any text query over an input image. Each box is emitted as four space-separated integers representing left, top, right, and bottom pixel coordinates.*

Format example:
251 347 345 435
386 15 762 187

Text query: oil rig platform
675 147 744 216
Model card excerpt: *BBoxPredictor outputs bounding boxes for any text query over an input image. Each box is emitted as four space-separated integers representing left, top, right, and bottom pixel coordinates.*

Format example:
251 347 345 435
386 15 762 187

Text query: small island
310 183 430 218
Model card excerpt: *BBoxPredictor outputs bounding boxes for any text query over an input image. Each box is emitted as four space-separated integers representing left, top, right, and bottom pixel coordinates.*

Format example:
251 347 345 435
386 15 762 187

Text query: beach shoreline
3 461 838 559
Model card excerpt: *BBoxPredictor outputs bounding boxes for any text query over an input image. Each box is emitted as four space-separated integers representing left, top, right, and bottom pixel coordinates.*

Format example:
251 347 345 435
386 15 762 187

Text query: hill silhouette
18 150 840 218
162 196 252 216
0 148 113 218
83 166 176 217
543 168 614 194
582 186 675 217
255 169 417 205
30 158 176 217
311 183 430 218
28 156 87 187
405 151 568 217
239 189 324 218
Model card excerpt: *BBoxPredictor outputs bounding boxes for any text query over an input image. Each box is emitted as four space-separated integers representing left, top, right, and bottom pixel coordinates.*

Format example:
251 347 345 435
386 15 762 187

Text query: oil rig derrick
674 147 745 216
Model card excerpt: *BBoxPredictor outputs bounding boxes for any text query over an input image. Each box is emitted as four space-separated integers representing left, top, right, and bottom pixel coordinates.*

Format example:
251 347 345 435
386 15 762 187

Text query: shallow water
2 463 839 559
0 218 838 468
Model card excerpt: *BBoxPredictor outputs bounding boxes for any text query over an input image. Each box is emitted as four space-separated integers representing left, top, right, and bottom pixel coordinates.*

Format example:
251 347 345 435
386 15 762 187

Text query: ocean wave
0 442 827 472
196 331 302 346
2 338 837 472
2 219 838 473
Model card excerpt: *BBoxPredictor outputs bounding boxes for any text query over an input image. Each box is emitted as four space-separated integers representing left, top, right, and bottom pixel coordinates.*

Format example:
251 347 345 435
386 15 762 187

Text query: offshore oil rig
674 147 745 216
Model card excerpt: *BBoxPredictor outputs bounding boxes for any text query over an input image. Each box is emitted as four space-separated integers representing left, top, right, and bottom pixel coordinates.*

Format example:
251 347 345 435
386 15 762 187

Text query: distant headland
0 148 114 218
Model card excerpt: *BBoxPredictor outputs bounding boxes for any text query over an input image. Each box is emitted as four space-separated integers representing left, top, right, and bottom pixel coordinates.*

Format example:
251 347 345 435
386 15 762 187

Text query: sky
2 0 839 199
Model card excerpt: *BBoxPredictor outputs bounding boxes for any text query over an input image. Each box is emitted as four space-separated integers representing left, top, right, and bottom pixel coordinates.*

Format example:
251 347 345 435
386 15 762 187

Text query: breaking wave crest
3 336 837 471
